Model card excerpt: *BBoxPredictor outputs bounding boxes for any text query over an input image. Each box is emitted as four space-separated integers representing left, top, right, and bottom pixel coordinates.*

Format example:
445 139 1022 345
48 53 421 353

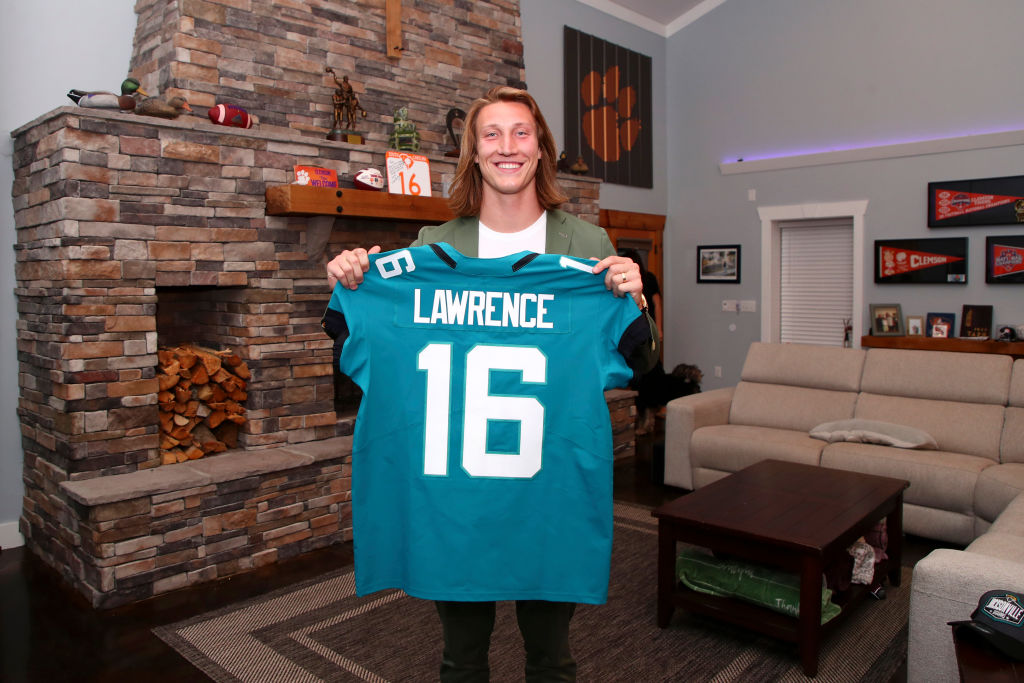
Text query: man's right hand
327 246 381 289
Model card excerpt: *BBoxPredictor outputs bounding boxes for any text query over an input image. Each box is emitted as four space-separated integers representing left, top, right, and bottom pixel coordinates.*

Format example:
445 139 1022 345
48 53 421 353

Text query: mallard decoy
67 77 148 111
134 95 193 119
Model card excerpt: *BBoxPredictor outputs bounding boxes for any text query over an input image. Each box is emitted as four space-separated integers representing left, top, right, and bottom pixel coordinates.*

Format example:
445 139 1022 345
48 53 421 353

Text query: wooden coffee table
652 459 909 677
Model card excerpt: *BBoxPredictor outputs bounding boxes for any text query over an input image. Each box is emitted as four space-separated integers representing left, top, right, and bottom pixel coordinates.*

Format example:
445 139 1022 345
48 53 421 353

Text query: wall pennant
874 237 967 284
928 175 1024 227
986 235 1024 283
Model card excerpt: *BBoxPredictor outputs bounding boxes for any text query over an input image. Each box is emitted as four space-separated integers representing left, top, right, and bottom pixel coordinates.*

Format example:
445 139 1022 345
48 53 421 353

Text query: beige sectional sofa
665 341 1024 544
664 341 1024 680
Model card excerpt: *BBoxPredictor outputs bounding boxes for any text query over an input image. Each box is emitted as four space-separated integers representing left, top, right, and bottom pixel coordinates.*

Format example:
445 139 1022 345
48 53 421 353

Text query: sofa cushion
730 383 858 432
855 393 1004 461
741 342 865 391
691 425 825 474
990 493 1024 537
861 348 1012 405
964 532 1024 564
810 418 937 449
820 442 989 515
1001 407 1024 464
1010 359 1024 407
903 502 976 545
975 464 1024 525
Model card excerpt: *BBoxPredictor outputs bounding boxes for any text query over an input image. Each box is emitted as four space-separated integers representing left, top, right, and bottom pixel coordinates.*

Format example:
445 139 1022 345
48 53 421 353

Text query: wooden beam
265 185 454 222
386 0 403 59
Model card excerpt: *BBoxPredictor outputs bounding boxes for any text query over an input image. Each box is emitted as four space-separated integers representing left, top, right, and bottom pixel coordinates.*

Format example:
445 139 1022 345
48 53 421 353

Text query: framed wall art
869 303 903 336
985 235 1024 283
928 175 1024 227
697 244 740 283
874 237 967 284
563 26 653 188
926 312 955 338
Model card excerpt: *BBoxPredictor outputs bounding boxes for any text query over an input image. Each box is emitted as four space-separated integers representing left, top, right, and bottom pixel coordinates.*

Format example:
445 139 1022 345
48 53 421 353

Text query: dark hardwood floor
0 424 943 682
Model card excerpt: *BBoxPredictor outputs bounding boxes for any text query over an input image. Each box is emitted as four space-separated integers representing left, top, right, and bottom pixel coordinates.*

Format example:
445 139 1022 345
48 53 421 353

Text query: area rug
155 503 908 682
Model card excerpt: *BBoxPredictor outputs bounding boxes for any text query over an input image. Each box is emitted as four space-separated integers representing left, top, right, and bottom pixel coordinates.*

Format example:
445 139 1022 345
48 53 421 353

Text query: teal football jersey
323 243 648 604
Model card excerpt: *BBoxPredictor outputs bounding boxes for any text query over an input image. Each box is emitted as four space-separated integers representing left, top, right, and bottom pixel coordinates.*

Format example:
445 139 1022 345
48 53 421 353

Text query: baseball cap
949 589 1024 661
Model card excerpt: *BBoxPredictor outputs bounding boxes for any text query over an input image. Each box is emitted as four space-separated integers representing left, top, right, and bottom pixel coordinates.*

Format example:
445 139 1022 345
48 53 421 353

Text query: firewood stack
157 344 250 464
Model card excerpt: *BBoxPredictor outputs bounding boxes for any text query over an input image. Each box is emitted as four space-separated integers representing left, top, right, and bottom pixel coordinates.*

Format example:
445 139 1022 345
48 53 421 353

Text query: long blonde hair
447 86 568 217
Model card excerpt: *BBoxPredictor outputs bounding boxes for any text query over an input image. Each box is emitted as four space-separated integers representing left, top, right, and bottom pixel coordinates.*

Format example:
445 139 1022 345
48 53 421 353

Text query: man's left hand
591 255 643 305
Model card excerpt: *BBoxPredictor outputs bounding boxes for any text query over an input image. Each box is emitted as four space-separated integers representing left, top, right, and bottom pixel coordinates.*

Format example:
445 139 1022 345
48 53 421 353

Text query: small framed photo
906 315 924 336
926 312 955 338
697 244 741 283
870 303 904 336
960 304 994 339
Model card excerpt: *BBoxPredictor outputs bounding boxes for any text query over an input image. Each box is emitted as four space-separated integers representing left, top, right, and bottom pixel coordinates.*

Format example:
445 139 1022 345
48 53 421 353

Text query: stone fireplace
10 0 630 607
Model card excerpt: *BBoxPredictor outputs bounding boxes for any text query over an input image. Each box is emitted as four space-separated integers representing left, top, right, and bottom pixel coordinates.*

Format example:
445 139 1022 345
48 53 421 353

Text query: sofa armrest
909 548 1024 683
664 387 734 490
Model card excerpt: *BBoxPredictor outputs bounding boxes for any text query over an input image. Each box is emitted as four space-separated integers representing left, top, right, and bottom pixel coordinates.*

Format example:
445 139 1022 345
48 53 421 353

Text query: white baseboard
0 520 25 549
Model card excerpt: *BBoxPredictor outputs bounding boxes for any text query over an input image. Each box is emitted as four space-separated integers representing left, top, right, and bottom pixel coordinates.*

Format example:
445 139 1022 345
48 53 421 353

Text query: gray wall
520 0 667 215
0 1 137 546
665 0 1024 389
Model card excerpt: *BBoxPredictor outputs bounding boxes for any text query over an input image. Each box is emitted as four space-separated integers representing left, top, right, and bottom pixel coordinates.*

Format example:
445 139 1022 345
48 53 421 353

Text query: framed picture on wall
874 237 967 284
985 235 1024 283
869 303 903 336
928 175 1024 227
563 26 653 188
697 244 740 283
906 315 924 336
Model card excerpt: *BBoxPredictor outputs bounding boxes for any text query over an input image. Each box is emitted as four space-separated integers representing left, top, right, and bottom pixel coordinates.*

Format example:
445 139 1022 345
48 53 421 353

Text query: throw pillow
809 418 938 449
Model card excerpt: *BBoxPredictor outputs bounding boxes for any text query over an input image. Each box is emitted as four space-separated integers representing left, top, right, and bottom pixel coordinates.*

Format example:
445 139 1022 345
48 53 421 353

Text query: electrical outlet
721 299 738 312
740 299 757 313
714 366 722 378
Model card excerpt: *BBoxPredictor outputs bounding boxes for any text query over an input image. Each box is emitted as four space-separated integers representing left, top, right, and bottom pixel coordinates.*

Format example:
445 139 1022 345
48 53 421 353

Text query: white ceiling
577 0 727 36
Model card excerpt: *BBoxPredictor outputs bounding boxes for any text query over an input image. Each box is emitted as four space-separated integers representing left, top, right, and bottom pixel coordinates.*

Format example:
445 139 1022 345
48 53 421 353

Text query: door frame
757 200 868 345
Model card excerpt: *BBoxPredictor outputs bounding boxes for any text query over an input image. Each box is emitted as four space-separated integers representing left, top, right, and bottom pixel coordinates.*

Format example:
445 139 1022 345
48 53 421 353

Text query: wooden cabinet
599 208 665 286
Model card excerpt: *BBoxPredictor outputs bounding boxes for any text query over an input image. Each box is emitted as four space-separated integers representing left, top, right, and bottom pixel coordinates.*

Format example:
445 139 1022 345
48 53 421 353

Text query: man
326 86 658 682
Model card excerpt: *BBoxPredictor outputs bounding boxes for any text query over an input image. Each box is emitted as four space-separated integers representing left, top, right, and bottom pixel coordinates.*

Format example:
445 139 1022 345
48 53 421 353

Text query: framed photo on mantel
960 305 993 339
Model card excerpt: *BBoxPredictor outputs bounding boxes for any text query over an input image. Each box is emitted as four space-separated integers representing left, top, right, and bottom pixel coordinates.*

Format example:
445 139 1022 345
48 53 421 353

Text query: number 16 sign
385 150 432 197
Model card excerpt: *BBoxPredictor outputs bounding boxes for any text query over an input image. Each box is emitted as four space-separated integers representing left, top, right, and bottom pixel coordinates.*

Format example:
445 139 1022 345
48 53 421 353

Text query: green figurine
388 106 421 152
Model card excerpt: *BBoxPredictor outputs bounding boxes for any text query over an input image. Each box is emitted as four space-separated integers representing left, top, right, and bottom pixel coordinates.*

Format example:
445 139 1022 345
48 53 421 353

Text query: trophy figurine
326 67 367 143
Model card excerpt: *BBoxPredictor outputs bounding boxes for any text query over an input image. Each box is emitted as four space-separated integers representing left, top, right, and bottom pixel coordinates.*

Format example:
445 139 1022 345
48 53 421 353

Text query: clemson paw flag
564 27 652 188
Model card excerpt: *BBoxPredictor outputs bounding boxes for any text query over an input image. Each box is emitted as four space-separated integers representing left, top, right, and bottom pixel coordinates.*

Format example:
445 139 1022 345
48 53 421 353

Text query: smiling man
325 86 659 683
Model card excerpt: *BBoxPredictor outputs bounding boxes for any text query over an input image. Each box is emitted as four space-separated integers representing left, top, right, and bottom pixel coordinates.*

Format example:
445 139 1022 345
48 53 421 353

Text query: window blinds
779 219 853 346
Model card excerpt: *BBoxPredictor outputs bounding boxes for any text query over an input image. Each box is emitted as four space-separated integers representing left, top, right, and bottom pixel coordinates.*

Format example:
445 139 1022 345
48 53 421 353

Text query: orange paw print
580 66 641 163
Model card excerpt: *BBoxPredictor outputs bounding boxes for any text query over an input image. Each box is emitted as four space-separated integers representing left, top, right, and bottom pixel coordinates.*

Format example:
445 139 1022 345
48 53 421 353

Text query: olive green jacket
411 210 660 373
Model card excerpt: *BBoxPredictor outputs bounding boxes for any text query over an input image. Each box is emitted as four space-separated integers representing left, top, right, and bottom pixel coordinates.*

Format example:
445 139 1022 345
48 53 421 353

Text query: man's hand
591 254 643 305
327 246 382 289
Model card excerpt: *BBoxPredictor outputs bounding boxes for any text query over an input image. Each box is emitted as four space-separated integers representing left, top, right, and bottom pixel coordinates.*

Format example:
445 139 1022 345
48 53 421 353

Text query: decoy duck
67 77 148 111
134 95 193 119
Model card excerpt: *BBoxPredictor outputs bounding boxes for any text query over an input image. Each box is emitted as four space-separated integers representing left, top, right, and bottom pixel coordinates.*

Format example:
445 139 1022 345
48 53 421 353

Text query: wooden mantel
861 335 1024 359
265 184 455 222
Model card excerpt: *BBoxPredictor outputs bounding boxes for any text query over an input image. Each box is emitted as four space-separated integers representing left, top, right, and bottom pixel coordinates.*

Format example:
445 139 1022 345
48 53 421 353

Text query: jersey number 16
417 343 546 479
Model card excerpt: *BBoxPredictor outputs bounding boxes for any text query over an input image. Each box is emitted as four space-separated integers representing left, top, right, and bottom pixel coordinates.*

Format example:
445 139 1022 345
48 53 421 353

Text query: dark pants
435 600 577 682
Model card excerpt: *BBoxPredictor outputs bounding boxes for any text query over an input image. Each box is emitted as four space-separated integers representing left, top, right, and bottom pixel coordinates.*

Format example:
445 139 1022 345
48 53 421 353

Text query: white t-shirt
478 211 546 258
